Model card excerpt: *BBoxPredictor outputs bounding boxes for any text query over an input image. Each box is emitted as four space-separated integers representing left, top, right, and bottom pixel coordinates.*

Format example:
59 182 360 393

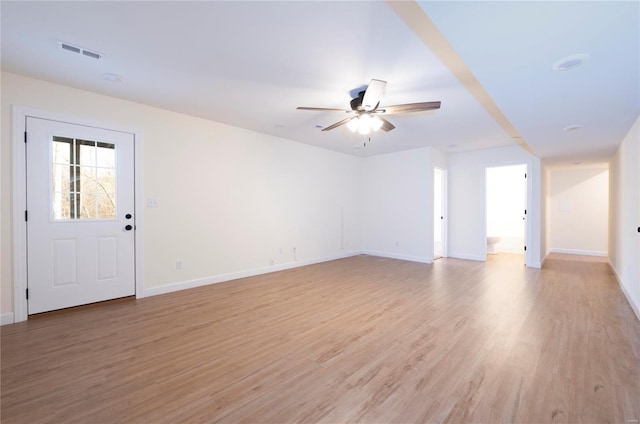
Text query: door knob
125 225 133 231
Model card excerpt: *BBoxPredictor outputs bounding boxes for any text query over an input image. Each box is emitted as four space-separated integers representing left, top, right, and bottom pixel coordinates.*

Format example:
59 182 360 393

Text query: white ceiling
1 1 638 163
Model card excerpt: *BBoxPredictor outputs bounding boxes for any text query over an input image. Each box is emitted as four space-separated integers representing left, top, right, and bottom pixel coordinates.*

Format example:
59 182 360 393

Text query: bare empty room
1 1 639 423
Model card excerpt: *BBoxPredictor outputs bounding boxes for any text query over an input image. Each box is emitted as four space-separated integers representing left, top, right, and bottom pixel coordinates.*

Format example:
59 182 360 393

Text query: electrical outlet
176 260 184 270
147 198 159 208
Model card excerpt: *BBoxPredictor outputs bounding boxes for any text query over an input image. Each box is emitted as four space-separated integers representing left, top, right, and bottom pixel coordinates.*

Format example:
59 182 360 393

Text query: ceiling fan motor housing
350 91 366 111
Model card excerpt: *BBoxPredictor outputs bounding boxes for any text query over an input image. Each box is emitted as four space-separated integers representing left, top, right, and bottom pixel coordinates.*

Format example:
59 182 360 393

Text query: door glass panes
51 136 116 220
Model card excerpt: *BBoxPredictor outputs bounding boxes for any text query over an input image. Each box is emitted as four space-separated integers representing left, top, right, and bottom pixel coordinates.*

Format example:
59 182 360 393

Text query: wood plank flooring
2 253 639 423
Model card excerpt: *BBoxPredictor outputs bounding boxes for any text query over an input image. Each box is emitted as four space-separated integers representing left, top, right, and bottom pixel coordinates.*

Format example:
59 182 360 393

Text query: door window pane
79 193 97 219
96 194 116 219
52 192 72 220
77 139 96 167
97 142 116 168
96 168 116 194
78 166 97 193
52 164 72 192
52 137 73 165
51 137 116 220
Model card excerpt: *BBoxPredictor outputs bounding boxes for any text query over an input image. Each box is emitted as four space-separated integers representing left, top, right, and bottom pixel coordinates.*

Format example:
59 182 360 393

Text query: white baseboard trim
143 251 361 298
540 251 551 268
359 250 433 264
447 252 486 262
549 248 607 257
608 260 640 322
1 312 15 326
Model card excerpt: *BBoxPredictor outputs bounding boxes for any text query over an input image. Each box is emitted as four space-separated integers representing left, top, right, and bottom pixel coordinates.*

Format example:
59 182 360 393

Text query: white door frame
482 160 532 267
12 105 145 322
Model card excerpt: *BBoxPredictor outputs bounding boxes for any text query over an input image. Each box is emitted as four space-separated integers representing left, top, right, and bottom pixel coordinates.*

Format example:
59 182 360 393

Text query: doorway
485 164 527 261
434 167 446 260
24 116 137 315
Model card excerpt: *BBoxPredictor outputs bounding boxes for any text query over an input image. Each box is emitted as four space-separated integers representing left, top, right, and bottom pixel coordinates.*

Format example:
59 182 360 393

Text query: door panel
97 237 118 280
434 168 444 259
26 117 135 314
52 239 78 286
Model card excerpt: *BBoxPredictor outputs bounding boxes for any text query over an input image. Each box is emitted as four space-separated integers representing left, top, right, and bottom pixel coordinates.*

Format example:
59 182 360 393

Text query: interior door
26 117 135 314
523 168 528 264
637 142 640 290
434 168 445 259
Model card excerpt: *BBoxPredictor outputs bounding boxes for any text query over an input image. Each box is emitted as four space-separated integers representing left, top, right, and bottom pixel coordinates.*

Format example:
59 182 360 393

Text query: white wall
431 147 448 170
549 166 609 256
362 147 436 263
1 72 363 317
609 115 640 320
447 145 541 266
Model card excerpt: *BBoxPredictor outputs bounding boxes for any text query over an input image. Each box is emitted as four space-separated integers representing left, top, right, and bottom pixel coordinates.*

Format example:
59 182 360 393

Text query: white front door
26 117 136 314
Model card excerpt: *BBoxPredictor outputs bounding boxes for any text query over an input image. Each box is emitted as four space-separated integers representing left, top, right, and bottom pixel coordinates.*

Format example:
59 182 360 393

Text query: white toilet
487 236 501 254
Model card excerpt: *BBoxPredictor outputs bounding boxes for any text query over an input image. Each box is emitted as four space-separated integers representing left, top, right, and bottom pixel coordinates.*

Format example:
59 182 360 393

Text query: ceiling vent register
57 40 103 60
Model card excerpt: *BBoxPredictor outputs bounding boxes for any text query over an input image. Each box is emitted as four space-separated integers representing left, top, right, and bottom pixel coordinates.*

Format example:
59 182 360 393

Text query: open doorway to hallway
485 164 527 263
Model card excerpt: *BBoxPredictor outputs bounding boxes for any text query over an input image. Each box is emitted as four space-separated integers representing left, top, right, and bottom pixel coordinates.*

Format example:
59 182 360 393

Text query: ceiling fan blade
378 117 395 132
381 101 441 115
362 79 387 111
321 116 355 132
297 107 352 112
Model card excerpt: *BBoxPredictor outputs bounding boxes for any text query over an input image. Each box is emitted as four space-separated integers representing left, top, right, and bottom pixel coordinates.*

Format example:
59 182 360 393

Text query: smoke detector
552 53 589 72
563 125 583 132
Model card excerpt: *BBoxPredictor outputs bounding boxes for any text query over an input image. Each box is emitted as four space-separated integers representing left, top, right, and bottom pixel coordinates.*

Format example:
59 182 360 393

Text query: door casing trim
12 105 145 322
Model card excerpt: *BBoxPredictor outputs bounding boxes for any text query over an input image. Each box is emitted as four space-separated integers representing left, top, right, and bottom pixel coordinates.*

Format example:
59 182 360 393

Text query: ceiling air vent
57 40 103 60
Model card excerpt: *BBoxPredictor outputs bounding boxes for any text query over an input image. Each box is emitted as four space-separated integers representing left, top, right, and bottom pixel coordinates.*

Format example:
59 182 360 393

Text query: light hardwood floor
2 254 639 423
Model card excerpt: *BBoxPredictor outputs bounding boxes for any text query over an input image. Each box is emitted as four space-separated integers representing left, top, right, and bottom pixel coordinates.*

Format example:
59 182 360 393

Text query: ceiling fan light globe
358 126 370 135
358 115 371 134
347 117 360 132
359 113 372 125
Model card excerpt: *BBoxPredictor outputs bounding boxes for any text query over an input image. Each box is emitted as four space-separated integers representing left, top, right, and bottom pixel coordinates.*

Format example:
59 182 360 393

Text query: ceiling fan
297 79 441 134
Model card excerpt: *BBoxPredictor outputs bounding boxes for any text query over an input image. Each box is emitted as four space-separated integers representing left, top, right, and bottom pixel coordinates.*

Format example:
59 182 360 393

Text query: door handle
125 225 133 231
